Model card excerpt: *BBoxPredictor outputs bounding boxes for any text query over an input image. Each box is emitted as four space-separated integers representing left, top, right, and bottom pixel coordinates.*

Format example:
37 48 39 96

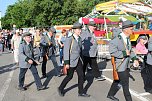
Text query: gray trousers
19 65 43 88
49 54 60 76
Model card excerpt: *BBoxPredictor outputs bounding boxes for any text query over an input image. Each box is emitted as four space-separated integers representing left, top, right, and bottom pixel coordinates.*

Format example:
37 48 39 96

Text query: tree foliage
2 0 110 29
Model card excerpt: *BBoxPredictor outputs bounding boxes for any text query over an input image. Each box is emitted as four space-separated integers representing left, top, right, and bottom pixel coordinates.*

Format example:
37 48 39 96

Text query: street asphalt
0 51 152 101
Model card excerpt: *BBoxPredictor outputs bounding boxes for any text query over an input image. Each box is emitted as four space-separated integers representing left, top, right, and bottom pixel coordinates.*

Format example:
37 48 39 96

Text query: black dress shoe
78 93 90 97
94 76 106 81
58 87 64 97
18 86 27 91
42 75 47 78
147 89 152 94
37 86 45 91
107 96 119 101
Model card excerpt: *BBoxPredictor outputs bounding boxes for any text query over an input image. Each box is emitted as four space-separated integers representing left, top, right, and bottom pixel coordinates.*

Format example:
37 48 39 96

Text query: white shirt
120 32 131 49
11 35 21 49
73 34 79 42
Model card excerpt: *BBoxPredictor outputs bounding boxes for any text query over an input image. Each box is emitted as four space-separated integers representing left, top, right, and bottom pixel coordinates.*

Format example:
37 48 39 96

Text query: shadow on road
84 71 94 93
25 68 56 88
43 69 57 87
0 63 17 75
64 84 78 94
98 59 108 70
63 71 94 95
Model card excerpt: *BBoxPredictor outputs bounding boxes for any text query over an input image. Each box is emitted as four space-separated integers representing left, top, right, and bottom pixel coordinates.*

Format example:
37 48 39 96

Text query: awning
118 0 139 3
99 15 137 22
82 18 114 24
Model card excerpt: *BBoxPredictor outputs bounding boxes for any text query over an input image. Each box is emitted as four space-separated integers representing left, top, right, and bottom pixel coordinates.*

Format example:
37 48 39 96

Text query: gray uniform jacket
40 34 50 56
40 34 50 47
80 29 98 57
147 37 152 65
19 41 34 68
109 35 136 72
64 36 82 67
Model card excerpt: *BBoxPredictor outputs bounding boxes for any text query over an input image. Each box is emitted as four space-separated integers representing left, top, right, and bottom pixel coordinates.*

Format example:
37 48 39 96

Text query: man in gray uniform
58 22 90 97
108 20 139 101
40 27 60 77
80 20 105 81
18 32 45 91
142 36 152 93
107 24 122 101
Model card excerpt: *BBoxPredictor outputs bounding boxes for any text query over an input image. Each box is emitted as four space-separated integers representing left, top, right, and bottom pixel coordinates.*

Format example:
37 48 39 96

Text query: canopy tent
88 0 152 17
118 0 139 3
94 0 139 11
99 15 137 22
82 18 114 24
83 0 152 38
95 0 117 12
82 16 137 24
120 3 152 15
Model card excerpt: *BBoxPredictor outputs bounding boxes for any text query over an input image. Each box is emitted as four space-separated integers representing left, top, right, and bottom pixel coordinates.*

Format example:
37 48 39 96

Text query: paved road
0 52 152 101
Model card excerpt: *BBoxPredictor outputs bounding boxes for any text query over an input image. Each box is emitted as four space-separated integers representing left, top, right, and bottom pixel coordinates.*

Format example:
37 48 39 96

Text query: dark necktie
126 37 130 50
78 37 81 46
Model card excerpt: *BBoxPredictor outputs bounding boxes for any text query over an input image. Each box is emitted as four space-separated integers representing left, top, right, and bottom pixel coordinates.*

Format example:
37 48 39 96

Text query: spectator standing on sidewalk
3 30 8 49
0 33 3 54
80 19 105 81
18 32 45 91
58 29 67 66
33 29 42 61
7 30 13 51
11 30 22 66
19 28 24 36
135 35 148 55
1 30 5 52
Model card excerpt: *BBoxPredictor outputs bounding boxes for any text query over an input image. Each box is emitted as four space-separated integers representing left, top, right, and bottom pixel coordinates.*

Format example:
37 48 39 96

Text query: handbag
63 37 74 75
63 65 68 75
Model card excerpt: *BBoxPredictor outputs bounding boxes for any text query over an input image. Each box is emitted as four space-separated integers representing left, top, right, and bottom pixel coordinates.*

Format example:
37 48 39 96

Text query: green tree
2 0 111 29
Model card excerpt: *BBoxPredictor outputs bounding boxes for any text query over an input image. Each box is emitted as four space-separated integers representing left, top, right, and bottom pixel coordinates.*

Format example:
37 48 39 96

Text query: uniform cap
122 20 134 29
88 19 97 27
22 32 32 37
72 22 82 29
49 27 56 33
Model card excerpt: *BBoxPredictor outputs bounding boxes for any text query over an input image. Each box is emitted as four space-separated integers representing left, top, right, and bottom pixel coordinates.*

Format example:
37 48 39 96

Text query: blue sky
0 0 17 17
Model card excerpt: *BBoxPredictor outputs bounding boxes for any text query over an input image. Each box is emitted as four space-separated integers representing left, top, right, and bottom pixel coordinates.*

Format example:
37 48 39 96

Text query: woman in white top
11 30 22 65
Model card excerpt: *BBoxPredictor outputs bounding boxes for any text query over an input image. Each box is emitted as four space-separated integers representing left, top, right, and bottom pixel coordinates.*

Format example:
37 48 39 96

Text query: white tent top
85 0 152 18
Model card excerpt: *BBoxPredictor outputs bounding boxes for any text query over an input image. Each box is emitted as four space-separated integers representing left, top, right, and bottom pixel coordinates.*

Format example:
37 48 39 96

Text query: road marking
104 76 151 101
139 92 151 96
101 69 113 72
0 65 15 101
